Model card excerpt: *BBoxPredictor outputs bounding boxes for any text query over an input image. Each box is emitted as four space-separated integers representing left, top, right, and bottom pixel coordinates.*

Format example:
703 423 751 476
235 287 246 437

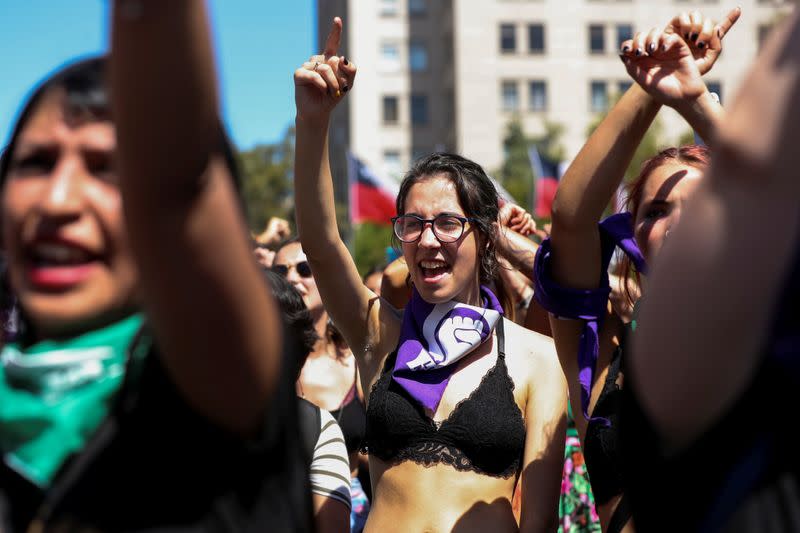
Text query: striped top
310 409 352 510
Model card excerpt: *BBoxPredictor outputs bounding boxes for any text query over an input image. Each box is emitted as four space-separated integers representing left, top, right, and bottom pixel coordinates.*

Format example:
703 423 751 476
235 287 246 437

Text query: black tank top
362 320 525 479
583 339 626 505
329 368 366 455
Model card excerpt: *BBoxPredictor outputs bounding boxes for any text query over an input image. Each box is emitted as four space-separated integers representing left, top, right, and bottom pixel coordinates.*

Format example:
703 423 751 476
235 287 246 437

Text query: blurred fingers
711 6 742 49
689 11 703 43
645 27 662 55
620 38 634 56
697 18 714 50
632 31 648 57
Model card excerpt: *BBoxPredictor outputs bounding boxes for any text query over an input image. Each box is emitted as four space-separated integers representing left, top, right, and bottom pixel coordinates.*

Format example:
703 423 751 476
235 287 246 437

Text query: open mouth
25 241 102 289
419 259 452 283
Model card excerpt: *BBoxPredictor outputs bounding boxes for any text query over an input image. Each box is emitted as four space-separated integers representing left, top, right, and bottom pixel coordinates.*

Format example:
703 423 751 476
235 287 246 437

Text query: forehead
403 175 464 216
14 88 115 152
274 242 306 264
641 162 704 202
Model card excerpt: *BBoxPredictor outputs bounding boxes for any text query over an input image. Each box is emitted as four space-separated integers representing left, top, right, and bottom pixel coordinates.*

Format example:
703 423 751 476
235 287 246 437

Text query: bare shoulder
502 318 563 385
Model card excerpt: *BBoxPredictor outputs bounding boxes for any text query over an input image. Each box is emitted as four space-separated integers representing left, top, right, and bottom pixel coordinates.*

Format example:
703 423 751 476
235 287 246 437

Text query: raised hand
294 17 357 121
620 29 706 107
254 217 291 246
665 8 741 75
498 203 536 236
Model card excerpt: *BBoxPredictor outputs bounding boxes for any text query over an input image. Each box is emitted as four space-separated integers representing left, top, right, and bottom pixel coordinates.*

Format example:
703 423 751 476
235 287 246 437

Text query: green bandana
0 314 143 487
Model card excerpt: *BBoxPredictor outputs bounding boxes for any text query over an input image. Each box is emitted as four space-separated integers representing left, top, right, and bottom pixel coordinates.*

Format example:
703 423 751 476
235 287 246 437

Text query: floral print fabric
559 408 601 532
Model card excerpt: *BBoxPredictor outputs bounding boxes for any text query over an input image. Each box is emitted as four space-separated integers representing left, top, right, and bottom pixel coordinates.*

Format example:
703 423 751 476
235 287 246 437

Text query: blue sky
0 1 316 150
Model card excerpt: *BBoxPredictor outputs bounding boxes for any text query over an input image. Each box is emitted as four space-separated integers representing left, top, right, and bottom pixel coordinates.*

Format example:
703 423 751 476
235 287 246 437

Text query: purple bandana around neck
533 212 647 424
392 285 504 412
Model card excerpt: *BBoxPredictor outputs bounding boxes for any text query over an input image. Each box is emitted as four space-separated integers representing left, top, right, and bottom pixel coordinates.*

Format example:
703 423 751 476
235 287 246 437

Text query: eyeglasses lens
433 216 462 242
394 217 420 242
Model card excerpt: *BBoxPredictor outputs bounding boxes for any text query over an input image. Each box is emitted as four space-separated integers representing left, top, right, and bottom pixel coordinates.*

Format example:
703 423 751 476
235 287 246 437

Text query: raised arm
546 9 738 436
293 19 401 377
632 10 800 449
110 2 282 434
622 8 742 145
550 8 738 290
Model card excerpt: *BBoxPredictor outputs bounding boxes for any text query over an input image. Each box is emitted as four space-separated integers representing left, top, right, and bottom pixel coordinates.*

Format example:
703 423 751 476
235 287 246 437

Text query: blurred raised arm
632 11 800 449
110 1 282 434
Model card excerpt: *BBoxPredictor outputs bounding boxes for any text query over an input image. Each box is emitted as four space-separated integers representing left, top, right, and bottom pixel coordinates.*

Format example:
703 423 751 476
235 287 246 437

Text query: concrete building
318 0 793 203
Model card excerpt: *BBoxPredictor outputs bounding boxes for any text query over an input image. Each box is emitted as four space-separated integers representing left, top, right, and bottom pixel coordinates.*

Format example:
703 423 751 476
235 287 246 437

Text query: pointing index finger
324 17 343 58
718 6 742 39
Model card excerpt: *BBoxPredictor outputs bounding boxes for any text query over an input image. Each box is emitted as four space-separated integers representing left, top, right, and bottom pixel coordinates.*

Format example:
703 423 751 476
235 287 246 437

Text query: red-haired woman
623 11 800 532
531 9 740 533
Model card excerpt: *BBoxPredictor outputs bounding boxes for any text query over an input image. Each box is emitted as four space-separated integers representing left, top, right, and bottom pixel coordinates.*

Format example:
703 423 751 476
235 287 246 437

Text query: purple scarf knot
533 212 646 424
392 286 504 412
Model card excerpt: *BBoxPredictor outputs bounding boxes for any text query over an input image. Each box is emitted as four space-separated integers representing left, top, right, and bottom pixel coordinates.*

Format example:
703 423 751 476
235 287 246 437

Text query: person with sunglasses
273 237 370 532
293 17 567 532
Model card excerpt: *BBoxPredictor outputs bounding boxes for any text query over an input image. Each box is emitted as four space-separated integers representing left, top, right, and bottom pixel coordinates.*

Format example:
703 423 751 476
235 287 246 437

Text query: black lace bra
361 320 526 479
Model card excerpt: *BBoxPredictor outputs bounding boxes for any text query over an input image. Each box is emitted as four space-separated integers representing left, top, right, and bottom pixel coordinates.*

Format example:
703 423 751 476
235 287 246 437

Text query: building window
590 81 608 111
589 24 605 54
500 24 517 53
502 81 519 111
383 96 399 124
410 42 428 71
616 24 633 49
380 0 398 16
380 42 401 71
409 0 426 16
528 81 547 111
411 94 429 125
384 150 402 178
528 24 545 53
617 80 632 95
706 81 722 102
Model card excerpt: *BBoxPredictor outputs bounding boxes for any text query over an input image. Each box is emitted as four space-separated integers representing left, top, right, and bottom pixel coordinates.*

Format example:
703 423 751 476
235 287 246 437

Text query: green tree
354 222 394 277
237 126 296 233
498 118 534 208
586 97 665 183
497 118 567 211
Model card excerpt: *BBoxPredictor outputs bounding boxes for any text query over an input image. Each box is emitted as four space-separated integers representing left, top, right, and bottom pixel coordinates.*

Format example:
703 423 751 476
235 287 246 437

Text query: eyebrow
402 211 465 218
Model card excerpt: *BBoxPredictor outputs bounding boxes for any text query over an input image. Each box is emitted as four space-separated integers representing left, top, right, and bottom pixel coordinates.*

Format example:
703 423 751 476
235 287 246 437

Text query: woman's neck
454 280 483 308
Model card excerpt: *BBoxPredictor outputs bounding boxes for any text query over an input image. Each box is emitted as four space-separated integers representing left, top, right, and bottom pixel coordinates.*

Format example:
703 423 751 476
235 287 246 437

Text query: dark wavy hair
395 153 500 285
261 268 319 379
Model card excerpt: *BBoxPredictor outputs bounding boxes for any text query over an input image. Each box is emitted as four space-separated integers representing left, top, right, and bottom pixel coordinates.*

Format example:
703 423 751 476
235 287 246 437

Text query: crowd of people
0 1 797 532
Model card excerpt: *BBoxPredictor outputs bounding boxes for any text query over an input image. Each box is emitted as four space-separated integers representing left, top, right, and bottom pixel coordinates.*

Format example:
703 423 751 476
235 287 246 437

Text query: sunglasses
272 261 313 278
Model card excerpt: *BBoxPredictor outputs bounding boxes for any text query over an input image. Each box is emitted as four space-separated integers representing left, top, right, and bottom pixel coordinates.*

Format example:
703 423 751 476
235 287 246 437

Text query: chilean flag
347 152 398 225
528 146 563 218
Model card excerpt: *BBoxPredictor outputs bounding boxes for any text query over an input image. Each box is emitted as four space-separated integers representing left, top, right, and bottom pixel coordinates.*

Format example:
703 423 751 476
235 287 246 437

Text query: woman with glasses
293 18 567 532
273 237 370 532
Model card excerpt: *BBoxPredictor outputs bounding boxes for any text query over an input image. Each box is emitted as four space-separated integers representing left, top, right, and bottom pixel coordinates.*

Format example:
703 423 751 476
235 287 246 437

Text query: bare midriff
364 457 519 533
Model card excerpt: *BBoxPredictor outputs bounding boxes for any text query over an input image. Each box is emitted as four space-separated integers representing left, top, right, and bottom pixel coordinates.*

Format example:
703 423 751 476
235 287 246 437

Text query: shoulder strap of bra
496 318 506 359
